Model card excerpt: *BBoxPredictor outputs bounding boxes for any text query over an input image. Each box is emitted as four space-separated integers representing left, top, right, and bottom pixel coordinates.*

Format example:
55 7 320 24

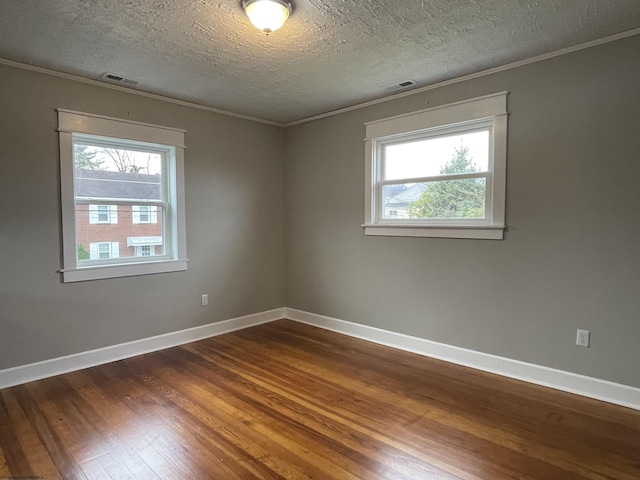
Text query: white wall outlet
576 329 590 347
201 294 208 306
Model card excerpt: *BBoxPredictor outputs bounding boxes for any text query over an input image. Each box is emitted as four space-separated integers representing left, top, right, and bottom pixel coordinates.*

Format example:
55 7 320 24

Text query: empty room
1 1 639 478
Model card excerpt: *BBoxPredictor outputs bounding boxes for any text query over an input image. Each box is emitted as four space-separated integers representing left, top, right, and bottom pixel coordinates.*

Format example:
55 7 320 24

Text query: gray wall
2 35 639 390
285 35 640 388
0 64 286 369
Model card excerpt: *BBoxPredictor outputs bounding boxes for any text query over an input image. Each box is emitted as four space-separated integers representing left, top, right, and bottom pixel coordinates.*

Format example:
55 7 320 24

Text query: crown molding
285 27 640 127
0 57 282 127
1 27 638 128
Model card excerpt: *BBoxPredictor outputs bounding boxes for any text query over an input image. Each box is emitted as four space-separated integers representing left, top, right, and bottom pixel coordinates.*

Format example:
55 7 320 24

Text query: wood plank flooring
1 319 639 479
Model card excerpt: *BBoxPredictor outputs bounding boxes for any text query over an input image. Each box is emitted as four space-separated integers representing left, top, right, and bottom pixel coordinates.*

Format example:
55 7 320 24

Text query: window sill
61 259 188 283
362 224 505 240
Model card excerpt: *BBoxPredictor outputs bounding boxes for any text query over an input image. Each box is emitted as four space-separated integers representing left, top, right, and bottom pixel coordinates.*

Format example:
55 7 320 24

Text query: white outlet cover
576 329 590 347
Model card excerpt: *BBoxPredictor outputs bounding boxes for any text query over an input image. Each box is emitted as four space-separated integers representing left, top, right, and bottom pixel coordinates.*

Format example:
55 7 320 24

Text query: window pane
139 206 150 222
74 143 163 201
98 243 110 259
76 205 165 261
97 205 109 222
383 178 486 220
384 130 489 181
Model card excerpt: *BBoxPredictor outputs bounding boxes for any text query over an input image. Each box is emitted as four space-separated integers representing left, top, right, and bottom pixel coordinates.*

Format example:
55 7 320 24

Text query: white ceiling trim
285 26 640 127
1 26 638 129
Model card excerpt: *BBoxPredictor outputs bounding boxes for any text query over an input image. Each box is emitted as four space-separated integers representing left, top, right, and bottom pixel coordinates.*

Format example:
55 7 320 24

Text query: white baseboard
0 308 285 390
285 308 640 411
3 306 638 411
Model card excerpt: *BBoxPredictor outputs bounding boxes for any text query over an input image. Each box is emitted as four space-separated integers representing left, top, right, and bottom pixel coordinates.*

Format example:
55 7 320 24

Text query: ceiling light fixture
242 0 292 34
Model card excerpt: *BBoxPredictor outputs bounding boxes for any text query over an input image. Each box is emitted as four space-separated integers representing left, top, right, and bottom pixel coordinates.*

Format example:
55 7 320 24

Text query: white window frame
364 92 508 240
59 109 188 282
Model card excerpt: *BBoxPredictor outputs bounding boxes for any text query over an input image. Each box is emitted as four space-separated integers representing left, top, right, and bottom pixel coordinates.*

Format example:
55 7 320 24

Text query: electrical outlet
576 329 590 347
201 294 208 306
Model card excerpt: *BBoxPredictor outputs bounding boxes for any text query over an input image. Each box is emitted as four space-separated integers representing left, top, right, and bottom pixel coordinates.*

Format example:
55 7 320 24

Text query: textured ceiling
1 1 639 124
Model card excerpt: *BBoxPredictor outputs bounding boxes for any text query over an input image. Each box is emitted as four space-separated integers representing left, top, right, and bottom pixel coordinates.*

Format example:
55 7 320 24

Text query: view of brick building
74 169 164 260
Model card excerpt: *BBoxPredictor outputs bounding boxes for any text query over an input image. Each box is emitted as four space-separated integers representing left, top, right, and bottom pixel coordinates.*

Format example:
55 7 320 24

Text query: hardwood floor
1 320 639 479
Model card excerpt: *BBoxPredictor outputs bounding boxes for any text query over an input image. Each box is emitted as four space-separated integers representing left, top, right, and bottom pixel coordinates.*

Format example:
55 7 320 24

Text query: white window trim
59 109 188 282
364 92 508 240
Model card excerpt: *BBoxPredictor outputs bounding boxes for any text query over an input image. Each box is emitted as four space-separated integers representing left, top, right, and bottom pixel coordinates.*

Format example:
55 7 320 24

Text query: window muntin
59 109 187 282
364 92 508 239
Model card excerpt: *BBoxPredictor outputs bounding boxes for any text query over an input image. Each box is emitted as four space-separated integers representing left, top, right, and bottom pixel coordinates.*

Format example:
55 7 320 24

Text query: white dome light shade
242 0 292 34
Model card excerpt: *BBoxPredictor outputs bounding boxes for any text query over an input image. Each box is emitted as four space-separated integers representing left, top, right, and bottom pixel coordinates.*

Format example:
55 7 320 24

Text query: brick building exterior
75 169 164 260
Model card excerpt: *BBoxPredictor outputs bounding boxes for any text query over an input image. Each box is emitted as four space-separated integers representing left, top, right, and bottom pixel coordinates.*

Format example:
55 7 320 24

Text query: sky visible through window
76 143 163 175
384 130 489 181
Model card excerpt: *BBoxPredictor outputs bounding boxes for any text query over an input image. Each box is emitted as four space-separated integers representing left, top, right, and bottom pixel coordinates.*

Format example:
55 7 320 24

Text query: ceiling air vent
383 80 417 93
101 73 139 85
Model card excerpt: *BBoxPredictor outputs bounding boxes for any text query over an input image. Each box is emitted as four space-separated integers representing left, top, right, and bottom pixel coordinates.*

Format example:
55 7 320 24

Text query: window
59 110 187 282
90 242 119 260
132 205 158 224
364 92 508 239
97 205 110 223
99 243 111 259
89 204 118 224
136 245 153 257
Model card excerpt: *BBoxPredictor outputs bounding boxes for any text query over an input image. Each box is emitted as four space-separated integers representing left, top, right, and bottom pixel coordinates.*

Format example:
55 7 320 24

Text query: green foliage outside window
77 243 90 260
407 145 485 219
